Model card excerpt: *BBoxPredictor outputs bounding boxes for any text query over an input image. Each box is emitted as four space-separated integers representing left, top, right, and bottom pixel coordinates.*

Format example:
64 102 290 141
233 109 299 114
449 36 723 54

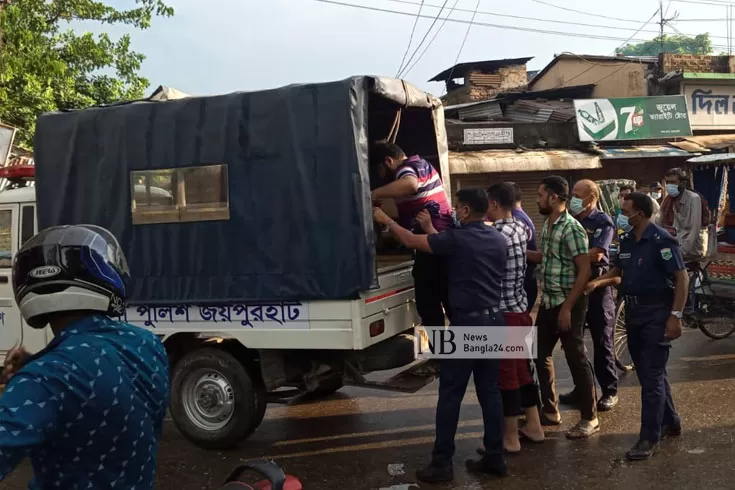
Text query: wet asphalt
3 327 735 490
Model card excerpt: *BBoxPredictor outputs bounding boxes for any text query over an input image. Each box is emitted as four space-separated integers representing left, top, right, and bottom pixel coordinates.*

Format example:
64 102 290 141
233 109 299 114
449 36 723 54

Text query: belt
624 294 673 306
460 307 500 317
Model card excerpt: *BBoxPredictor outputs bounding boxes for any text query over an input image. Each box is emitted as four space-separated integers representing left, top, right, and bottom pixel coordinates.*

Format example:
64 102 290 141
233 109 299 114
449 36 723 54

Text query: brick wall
442 64 528 105
660 53 735 74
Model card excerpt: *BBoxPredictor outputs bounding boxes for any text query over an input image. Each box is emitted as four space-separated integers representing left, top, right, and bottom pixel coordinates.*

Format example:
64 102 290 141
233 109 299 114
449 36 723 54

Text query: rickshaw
599 162 735 374
682 155 735 339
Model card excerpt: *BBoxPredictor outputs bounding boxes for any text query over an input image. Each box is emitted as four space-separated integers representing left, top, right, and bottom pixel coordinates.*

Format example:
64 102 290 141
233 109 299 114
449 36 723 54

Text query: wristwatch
670 310 683 319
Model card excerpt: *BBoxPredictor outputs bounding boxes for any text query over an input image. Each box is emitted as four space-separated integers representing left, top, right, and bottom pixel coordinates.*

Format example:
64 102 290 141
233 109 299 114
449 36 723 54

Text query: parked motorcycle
220 460 303 490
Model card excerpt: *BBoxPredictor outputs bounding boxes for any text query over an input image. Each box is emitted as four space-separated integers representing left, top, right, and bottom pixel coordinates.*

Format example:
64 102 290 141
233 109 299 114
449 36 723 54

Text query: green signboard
573 96 692 142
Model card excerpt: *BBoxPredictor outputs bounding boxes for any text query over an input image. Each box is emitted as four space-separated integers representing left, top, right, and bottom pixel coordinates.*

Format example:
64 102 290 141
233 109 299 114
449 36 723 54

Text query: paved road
3 327 735 489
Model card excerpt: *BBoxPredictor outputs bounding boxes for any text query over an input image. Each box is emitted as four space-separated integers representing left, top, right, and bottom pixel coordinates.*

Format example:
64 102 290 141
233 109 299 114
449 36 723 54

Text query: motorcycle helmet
12 224 130 328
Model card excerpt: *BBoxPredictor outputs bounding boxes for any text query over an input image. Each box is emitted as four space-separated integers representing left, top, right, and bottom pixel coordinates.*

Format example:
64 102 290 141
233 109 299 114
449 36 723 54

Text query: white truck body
0 187 419 359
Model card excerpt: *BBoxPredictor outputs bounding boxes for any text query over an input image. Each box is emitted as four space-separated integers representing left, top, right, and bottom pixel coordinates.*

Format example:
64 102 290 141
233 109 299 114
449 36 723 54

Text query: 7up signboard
573 96 692 142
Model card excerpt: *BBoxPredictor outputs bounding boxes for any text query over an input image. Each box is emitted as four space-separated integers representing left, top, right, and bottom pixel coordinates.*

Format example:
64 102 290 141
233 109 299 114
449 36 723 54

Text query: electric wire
395 0 426 77
397 0 450 78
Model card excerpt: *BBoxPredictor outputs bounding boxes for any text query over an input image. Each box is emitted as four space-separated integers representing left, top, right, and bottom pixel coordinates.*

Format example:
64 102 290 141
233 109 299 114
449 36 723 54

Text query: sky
109 0 735 98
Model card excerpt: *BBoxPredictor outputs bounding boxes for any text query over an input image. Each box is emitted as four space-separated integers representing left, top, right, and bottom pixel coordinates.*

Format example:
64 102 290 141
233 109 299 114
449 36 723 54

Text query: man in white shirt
639 182 661 222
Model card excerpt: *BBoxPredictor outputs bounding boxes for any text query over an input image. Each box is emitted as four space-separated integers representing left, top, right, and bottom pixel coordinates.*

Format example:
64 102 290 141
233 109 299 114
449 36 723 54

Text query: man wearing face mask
526 175 598 440
656 168 709 261
650 182 663 203
561 179 618 412
372 188 509 483
586 192 687 461
371 142 454 333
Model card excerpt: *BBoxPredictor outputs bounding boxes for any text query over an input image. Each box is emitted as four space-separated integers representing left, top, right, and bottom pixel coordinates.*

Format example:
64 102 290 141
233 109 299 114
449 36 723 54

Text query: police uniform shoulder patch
660 248 673 260
594 228 602 238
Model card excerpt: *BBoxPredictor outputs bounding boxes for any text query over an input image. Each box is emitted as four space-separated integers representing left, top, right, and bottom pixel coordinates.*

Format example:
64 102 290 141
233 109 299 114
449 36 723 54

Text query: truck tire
170 347 266 450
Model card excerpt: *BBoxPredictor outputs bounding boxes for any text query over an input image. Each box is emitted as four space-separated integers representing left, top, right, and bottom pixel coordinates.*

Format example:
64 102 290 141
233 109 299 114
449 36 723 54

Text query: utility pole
659 0 665 55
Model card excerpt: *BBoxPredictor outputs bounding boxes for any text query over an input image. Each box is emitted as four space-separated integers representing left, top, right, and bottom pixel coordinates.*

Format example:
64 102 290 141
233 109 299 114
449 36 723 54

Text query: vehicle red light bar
0 165 35 180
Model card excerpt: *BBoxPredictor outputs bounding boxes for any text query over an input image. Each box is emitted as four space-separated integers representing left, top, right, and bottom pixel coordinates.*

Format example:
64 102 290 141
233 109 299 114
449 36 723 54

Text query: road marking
272 419 484 446
680 354 735 362
260 430 485 460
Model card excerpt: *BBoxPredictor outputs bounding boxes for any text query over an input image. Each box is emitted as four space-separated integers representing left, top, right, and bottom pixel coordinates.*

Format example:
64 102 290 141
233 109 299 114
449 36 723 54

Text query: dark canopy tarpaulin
33 77 446 305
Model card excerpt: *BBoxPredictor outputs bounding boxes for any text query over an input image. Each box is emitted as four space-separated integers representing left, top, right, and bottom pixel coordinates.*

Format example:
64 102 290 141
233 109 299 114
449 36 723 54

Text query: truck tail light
369 319 385 337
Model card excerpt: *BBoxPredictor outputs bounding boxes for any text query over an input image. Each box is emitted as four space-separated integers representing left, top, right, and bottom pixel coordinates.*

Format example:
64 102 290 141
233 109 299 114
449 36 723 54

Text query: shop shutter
450 171 558 234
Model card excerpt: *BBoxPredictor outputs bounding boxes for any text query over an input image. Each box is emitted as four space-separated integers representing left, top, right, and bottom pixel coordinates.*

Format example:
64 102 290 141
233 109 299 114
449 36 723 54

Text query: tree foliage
616 33 712 57
0 0 174 148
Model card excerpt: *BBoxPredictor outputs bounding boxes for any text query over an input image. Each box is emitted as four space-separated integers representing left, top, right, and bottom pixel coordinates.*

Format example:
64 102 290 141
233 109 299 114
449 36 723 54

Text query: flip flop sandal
566 422 600 440
518 430 545 444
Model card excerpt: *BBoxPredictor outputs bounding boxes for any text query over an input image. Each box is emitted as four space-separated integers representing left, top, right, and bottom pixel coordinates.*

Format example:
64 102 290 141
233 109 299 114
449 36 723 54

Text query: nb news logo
413 326 537 360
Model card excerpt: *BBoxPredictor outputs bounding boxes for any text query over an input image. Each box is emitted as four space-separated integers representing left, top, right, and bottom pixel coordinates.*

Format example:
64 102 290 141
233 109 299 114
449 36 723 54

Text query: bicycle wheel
694 273 735 340
613 299 634 372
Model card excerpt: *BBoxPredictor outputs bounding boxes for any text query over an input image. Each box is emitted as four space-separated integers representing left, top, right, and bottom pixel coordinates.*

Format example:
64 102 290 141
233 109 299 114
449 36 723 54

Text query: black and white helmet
12 225 130 328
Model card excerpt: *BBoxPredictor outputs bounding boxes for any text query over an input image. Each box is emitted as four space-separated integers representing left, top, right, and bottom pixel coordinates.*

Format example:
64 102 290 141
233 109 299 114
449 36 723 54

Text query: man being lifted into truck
0 225 169 490
373 188 509 484
371 142 454 331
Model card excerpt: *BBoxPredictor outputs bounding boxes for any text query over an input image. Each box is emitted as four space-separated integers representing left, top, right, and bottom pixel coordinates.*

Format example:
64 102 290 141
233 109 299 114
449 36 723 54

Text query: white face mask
651 191 662 200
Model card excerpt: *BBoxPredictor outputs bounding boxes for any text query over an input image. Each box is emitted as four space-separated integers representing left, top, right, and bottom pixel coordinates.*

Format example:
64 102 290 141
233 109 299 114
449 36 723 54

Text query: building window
0 210 12 268
130 164 230 225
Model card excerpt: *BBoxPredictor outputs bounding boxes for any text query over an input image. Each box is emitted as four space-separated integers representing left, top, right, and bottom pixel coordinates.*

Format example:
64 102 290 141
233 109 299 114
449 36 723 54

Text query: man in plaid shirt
527 175 599 440
484 183 545 453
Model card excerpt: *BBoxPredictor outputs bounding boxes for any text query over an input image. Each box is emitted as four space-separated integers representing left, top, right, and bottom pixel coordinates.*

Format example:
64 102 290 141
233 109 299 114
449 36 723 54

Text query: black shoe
465 457 508 477
597 394 619 412
661 424 682 440
558 391 577 406
625 439 658 461
416 463 453 483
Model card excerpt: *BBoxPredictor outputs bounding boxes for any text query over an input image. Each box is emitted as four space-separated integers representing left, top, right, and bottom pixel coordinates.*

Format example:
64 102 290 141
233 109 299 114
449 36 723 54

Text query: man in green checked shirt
527 175 599 440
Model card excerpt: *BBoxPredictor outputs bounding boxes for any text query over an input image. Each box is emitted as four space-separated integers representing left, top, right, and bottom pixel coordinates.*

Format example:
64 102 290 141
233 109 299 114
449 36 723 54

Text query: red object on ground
253 475 303 490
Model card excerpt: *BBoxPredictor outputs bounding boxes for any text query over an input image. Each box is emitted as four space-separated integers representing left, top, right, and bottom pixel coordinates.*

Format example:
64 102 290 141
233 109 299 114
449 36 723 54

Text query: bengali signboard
683 83 735 130
463 128 514 145
573 96 692 142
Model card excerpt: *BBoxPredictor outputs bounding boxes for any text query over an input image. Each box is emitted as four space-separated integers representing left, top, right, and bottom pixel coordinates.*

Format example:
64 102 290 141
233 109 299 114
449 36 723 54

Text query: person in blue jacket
586 192 687 461
0 225 169 490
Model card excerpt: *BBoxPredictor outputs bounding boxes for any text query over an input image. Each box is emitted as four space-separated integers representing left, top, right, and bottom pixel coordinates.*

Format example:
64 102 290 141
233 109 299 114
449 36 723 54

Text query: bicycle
612 260 735 370
684 260 735 340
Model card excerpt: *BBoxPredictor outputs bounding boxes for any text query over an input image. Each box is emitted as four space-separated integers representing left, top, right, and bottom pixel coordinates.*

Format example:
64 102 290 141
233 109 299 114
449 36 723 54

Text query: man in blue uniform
586 192 687 461
372 188 509 484
0 225 169 489
562 179 619 411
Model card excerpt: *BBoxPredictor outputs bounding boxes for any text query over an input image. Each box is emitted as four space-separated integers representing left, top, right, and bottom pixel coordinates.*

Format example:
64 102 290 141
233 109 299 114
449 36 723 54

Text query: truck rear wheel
170 347 266 449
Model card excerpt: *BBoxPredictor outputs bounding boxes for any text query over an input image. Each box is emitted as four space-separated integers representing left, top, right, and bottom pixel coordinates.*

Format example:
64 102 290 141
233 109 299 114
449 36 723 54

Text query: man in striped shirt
486 183 544 453
372 143 454 329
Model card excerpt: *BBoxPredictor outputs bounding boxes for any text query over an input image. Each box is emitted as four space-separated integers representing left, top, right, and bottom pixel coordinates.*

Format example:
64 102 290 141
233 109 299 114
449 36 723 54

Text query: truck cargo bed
377 254 413 273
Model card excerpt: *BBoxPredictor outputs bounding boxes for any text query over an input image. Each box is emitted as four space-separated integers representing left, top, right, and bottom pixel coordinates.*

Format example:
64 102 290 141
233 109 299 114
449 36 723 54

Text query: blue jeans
431 310 504 467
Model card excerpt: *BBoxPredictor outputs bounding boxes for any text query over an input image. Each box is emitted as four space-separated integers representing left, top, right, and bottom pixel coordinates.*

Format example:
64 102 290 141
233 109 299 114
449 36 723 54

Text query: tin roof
429 57 534 82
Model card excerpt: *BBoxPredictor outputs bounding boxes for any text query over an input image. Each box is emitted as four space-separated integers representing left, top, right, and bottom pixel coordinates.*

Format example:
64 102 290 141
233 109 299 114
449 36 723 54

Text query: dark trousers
432 310 504 467
626 304 681 443
524 271 538 313
413 251 451 326
535 296 598 421
586 285 619 397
